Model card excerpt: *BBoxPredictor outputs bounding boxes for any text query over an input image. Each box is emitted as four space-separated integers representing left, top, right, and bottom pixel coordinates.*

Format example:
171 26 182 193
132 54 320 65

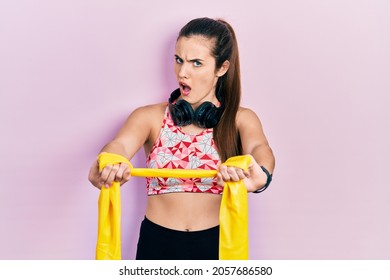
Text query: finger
216 173 224 186
123 164 131 179
219 165 231 181
235 168 246 180
100 165 113 187
118 164 132 185
114 163 127 182
120 165 131 183
227 167 240 181
106 164 120 186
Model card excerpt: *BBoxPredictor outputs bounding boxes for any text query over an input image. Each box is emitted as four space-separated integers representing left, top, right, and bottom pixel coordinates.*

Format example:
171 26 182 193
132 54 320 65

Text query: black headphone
168 88 224 128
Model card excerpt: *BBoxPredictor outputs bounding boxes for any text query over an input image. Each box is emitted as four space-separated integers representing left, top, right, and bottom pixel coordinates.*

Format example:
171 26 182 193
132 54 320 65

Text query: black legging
136 217 219 260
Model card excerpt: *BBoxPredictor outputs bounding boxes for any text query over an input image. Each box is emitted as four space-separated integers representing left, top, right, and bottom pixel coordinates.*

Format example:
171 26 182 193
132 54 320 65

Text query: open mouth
180 82 191 96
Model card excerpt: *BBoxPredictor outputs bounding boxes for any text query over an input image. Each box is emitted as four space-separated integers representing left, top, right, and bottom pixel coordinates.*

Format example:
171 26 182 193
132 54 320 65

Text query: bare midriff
145 192 221 232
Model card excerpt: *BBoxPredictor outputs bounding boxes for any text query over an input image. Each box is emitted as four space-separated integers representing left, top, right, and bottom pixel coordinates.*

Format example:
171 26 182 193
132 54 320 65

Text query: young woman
88 17 275 260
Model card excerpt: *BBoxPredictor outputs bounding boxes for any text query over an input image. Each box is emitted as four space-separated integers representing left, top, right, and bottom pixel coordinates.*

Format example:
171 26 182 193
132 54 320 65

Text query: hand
216 155 267 192
88 159 131 189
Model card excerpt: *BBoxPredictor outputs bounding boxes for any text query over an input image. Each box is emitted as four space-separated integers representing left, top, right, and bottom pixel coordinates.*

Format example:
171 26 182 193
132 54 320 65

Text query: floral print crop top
146 106 222 195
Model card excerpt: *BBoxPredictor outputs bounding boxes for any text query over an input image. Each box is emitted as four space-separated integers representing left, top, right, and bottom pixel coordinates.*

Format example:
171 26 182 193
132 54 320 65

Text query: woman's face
174 35 229 109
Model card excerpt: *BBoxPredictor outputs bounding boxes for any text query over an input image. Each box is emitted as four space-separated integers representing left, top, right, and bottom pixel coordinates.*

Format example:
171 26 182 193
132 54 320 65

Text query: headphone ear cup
168 88 195 126
194 102 220 128
168 88 223 128
170 99 195 126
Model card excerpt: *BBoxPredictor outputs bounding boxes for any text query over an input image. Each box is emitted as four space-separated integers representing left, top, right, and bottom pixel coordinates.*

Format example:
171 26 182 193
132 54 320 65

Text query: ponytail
213 19 242 161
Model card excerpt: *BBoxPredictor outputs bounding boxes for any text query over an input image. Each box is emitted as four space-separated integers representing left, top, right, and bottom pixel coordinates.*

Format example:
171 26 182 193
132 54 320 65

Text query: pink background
1 0 389 259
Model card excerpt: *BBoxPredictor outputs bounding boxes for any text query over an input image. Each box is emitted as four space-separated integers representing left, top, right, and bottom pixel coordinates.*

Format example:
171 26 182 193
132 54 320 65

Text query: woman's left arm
239 107 275 169
217 108 275 192
238 107 275 192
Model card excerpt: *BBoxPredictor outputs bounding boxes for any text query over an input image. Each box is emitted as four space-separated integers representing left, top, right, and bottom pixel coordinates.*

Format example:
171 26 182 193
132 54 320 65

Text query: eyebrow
174 54 204 62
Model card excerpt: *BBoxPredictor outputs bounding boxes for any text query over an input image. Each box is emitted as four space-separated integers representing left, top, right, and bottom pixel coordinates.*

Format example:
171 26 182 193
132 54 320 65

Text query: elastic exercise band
96 152 250 260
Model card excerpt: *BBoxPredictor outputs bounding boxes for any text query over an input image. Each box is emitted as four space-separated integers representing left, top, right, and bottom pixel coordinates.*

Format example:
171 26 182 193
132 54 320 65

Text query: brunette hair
178 17 242 161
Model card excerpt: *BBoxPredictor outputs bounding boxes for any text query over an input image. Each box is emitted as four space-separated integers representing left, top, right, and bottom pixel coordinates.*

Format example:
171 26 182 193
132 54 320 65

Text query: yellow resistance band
96 152 251 260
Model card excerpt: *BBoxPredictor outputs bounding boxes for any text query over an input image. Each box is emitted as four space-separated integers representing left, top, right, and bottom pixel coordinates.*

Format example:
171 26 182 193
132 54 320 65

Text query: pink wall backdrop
1 0 389 259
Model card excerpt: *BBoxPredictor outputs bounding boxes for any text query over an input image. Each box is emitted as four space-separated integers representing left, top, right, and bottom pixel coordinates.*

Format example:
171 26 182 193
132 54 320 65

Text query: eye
193 60 202 67
175 56 183 64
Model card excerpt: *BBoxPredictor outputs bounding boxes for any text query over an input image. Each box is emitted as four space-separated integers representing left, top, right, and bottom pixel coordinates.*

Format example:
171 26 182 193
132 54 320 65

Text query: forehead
175 35 215 58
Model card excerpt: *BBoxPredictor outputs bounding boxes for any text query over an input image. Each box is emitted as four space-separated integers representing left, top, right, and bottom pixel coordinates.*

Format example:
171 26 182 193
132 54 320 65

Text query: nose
178 63 189 79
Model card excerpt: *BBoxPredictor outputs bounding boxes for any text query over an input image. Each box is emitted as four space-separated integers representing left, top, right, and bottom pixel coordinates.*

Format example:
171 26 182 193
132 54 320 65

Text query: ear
216 60 230 77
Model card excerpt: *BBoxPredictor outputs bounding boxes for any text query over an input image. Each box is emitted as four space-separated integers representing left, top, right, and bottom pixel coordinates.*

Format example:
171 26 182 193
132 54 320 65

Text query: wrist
253 165 272 193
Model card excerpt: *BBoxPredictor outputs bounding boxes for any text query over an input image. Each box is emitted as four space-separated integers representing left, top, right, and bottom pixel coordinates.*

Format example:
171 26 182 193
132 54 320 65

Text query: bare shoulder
114 102 166 141
237 107 270 154
130 102 167 120
237 107 262 128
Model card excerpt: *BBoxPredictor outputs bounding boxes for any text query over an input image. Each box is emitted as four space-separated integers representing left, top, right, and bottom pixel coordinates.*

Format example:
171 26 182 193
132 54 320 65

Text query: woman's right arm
88 104 159 189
